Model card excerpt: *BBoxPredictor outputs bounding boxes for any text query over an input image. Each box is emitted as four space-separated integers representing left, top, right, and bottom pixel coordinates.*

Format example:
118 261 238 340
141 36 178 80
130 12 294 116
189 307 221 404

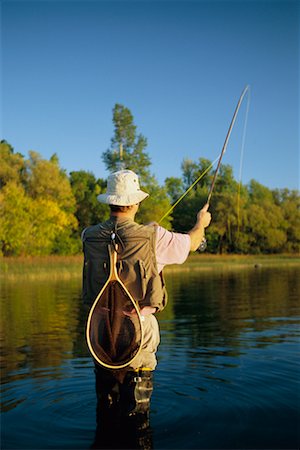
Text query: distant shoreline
1 254 299 281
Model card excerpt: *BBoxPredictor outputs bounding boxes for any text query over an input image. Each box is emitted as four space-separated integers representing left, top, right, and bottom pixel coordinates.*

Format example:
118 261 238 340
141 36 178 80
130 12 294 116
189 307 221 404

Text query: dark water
1 266 299 449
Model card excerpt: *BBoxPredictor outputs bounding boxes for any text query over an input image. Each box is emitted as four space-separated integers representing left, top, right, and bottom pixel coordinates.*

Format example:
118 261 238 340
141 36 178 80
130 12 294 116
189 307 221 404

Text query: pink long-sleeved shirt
155 226 191 273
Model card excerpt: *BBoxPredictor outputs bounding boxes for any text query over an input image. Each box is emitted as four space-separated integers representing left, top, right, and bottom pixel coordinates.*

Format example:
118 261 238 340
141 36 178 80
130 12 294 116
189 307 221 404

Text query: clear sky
1 0 299 190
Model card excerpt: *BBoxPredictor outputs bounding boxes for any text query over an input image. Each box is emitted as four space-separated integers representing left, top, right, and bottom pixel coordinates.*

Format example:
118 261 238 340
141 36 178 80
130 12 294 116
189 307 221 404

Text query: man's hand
140 306 156 316
188 203 212 251
123 306 156 317
197 203 211 228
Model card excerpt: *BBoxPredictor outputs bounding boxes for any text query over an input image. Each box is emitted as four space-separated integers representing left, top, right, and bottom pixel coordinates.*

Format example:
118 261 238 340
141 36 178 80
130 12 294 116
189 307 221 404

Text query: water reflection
1 265 299 449
160 266 300 352
0 279 85 383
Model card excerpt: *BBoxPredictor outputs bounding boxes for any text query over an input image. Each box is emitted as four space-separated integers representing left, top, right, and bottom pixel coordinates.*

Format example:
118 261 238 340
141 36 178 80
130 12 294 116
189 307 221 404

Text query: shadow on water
1 265 300 449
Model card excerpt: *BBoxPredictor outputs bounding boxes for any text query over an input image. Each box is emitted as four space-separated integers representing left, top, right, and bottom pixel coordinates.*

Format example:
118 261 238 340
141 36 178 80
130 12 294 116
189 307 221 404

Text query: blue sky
1 0 299 190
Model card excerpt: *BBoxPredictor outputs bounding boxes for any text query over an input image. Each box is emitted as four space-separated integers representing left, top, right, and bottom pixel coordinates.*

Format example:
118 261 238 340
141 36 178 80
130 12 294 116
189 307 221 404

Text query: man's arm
188 203 211 251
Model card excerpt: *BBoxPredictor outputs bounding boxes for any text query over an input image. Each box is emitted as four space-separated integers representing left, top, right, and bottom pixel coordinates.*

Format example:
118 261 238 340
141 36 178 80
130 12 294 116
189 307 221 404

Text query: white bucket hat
97 170 149 206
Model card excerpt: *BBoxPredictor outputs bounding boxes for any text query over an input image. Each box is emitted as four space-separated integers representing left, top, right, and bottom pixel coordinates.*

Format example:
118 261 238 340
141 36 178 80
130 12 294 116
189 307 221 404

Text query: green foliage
1 103 299 256
0 143 78 256
181 157 212 190
165 177 184 203
240 180 289 254
273 189 300 253
169 157 299 254
69 170 110 231
136 176 172 228
102 104 151 182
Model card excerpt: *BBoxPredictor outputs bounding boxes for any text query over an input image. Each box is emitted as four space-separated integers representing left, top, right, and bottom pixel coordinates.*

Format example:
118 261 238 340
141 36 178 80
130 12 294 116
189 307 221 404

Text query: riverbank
1 254 299 281
0 255 83 281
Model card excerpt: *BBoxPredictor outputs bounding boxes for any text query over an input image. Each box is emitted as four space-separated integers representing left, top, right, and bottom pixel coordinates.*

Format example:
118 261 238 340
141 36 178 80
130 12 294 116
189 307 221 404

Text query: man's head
97 170 149 207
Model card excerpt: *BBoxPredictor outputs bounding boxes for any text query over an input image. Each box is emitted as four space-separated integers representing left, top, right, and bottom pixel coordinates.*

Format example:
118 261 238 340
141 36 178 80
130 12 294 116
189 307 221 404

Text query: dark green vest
82 217 167 311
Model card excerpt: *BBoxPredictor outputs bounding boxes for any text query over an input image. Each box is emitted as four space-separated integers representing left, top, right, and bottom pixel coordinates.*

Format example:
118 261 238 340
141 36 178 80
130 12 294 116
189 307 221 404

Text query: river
1 265 299 449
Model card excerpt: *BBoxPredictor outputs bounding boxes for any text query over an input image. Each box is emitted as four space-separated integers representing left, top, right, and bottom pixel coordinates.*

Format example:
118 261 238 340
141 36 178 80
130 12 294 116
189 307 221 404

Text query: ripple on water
1 360 97 449
152 325 300 449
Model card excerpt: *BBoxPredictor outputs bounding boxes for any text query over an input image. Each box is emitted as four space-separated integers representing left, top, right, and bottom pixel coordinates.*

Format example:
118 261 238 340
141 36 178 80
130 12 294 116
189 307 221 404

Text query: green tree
244 180 287 253
273 188 300 253
102 104 172 227
137 176 172 227
165 176 184 203
69 170 110 230
207 164 241 253
102 104 151 182
170 158 213 233
181 157 212 191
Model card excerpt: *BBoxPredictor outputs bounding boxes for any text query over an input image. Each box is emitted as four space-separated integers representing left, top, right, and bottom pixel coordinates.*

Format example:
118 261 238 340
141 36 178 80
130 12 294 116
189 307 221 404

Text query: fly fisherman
82 169 211 433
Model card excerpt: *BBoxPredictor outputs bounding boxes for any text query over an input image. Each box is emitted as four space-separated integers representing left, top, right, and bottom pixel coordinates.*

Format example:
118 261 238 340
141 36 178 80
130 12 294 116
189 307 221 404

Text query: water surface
1 265 299 449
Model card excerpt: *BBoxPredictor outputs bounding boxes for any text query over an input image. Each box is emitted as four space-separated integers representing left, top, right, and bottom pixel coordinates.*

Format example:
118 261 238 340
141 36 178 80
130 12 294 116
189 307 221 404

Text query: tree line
1 104 299 256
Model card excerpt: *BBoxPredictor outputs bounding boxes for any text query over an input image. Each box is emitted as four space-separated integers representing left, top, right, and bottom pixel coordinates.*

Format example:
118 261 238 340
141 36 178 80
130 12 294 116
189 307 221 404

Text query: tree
243 180 287 253
165 158 213 233
165 176 184 203
0 140 26 188
26 151 76 212
136 175 172 227
0 181 78 255
69 170 110 230
207 164 241 253
102 104 172 228
0 182 33 255
0 145 79 256
102 104 151 182
181 157 212 191
273 188 300 253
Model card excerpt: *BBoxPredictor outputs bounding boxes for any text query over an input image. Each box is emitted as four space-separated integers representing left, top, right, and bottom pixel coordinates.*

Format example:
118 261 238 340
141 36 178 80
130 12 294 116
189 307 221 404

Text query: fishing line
206 85 250 205
237 87 251 235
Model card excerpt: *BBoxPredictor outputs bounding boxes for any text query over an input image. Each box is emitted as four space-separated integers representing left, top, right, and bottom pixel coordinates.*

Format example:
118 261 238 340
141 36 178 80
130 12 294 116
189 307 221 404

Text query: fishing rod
206 85 250 205
159 85 250 251
198 85 250 251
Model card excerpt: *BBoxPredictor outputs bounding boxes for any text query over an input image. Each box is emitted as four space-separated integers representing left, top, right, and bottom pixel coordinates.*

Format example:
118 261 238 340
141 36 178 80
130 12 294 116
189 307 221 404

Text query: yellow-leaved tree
0 141 79 256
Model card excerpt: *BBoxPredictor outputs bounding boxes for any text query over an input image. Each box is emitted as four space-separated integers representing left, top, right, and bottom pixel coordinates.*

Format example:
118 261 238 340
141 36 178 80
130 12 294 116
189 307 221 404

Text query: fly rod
206 85 250 205
198 85 250 251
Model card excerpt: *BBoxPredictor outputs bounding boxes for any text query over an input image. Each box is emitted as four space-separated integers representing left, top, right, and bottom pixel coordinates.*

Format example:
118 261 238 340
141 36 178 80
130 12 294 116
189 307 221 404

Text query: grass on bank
1 254 299 281
0 255 83 281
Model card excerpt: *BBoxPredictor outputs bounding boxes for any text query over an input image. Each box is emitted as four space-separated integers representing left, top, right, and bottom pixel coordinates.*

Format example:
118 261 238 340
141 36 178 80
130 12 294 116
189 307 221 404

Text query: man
82 169 211 426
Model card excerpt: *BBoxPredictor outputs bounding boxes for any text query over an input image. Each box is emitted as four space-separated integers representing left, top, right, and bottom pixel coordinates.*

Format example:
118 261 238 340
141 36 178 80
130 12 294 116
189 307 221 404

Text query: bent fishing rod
198 85 250 251
159 85 250 251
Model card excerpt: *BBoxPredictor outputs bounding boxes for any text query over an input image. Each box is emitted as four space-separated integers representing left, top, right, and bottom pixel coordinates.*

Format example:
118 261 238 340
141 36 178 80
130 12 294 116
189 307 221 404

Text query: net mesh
88 280 142 368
